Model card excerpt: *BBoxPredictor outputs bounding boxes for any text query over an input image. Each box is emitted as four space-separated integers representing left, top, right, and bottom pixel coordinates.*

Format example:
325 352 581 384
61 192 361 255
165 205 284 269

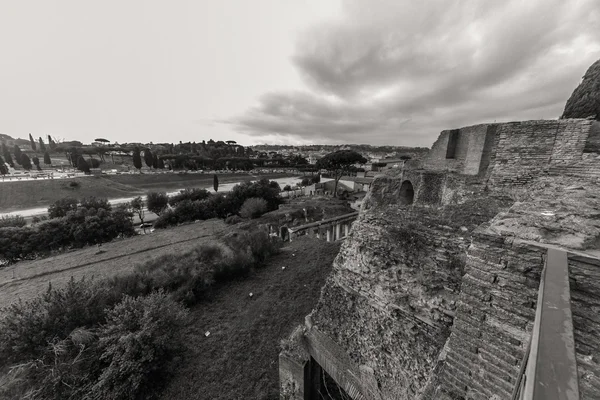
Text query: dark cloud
230 0 600 146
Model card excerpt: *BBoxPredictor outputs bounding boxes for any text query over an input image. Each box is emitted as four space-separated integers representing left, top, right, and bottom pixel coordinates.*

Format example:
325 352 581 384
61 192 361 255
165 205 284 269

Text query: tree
20 153 32 170
2 143 13 167
38 137 46 152
132 147 142 171
47 135 57 150
316 150 367 197
152 154 158 169
77 156 90 174
130 196 146 233
43 151 52 165
213 174 219 192
157 157 165 169
0 155 7 175
144 149 153 168
29 133 36 151
13 145 22 165
94 138 110 144
32 156 41 170
146 192 169 215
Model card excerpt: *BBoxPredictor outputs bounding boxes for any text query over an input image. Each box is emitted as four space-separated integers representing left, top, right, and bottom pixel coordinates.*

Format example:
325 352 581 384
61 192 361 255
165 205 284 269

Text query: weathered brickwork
280 118 600 399
488 119 597 185
441 232 600 400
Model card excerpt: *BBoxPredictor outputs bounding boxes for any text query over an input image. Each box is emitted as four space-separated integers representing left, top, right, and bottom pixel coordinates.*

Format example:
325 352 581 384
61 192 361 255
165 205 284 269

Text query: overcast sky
1 0 598 147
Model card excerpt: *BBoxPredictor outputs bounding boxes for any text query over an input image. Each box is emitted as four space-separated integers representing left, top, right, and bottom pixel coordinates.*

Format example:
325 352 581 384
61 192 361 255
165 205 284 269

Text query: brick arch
399 180 414 205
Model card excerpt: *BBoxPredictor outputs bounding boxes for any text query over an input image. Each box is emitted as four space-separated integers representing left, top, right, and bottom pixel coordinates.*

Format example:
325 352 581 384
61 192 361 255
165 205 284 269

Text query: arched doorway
399 180 414 205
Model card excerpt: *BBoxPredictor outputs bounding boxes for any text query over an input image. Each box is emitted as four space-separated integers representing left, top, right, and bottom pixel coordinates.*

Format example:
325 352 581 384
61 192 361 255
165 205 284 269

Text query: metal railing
512 248 580 400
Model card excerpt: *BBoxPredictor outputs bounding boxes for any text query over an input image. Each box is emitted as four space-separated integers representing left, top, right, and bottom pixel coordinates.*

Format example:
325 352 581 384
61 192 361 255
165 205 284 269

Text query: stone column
326 227 331 242
345 224 350 237
335 223 341 241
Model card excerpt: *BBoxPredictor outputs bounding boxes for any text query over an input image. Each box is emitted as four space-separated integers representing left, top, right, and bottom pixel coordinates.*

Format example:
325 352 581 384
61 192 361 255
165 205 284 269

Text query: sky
0 0 599 147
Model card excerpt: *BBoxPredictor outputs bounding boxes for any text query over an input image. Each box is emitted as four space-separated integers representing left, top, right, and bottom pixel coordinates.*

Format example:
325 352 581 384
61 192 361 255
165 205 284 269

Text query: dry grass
0 219 228 308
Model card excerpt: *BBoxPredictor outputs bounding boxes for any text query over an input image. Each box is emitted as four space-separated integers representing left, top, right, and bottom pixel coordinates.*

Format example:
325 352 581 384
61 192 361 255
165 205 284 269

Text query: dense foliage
154 179 283 229
146 191 169 215
0 229 280 399
240 197 268 219
0 197 135 263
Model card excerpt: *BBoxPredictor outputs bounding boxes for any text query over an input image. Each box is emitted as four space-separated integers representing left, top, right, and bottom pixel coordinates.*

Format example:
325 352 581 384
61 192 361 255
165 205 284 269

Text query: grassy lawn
0 172 297 212
159 236 341 400
0 219 228 307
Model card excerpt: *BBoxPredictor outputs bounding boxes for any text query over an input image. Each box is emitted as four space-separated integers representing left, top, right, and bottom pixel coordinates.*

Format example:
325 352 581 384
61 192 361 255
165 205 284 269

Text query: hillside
562 58 600 120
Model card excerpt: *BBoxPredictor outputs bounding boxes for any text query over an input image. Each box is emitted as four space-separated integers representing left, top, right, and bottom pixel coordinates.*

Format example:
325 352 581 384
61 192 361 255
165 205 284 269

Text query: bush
225 215 243 225
89 292 188 400
240 197 268 219
0 280 189 400
0 214 26 228
69 181 80 188
283 185 291 191
168 188 211 207
146 191 169 215
48 197 78 218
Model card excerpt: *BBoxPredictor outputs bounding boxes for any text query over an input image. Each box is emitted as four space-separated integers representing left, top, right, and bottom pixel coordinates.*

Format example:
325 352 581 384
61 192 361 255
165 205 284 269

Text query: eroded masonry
280 119 600 399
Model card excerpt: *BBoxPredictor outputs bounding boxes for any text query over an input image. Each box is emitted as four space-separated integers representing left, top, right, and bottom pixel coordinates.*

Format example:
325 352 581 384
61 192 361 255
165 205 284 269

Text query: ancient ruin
279 114 600 398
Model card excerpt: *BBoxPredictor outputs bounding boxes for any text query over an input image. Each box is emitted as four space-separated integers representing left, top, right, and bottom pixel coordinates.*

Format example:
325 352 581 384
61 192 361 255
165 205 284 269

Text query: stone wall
488 119 596 185
307 207 472 399
423 124 494 176
439 230 600 400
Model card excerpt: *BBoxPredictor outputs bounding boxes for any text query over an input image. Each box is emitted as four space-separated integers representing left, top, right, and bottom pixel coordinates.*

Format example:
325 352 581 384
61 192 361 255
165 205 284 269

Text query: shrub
283 185 291 191
89 292 188 400
153 208 179 229
48 197 78 218
240 197 268 219
0 214 26 228
168 188 211 207
147 191 169 215
225 215 243 225
69 180 80 188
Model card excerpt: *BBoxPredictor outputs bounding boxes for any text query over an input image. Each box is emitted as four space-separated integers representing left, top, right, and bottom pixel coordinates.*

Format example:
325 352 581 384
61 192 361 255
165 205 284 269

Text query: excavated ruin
280 118 600 399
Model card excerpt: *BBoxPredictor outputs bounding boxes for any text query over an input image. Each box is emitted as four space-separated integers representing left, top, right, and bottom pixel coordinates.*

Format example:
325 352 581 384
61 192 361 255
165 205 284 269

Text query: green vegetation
316 150 367 197
0 228 280 400
0 197 135 263
0 215 26 228
240 197 268 219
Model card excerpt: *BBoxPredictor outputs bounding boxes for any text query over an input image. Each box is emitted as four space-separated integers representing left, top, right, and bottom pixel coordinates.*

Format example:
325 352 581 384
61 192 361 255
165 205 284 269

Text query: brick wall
488 119 596 185
440 231 600 400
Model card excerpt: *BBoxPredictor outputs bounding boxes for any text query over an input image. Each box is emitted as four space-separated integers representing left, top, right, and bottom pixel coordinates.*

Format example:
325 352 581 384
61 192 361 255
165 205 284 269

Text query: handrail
512 248 580 400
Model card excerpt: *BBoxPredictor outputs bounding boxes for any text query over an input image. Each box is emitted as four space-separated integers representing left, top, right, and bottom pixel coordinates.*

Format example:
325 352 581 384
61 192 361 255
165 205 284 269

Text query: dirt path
159 236 341 400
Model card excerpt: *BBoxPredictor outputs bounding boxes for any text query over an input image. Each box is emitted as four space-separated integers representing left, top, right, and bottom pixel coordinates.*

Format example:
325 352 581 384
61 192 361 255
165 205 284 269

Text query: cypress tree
47 135 57 150
144 149 153 168
2 143 13 167
29 133 37 151
132 147 142 170
38 137 46 152
213 174 219 192
44 151 52 165
0 155 7 175
20 153 32 170
14 145 22 165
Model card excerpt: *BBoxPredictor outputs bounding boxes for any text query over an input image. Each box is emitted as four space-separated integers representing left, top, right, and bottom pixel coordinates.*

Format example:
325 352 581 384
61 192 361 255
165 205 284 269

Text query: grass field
159 236 341 400
0 172 296 212
0 219 228 306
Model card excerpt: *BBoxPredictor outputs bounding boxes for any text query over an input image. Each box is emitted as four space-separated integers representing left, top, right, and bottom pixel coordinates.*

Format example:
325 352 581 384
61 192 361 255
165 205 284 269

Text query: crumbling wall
488 119 595 185
308 207 471 399
423 124 493 175
439 230 600 400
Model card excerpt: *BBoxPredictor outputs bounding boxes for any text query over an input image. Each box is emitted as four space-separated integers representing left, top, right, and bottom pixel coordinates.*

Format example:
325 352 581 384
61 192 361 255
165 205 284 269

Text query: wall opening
399 180 414 205
306 357 352 400
446 129 460 159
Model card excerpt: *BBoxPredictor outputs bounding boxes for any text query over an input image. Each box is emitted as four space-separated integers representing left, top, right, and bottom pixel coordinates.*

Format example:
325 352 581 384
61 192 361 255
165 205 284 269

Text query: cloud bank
231 0 600 146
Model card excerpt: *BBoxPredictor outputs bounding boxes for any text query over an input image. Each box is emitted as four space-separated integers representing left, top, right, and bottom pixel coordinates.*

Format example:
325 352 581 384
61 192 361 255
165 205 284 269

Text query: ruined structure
279 118 600 399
